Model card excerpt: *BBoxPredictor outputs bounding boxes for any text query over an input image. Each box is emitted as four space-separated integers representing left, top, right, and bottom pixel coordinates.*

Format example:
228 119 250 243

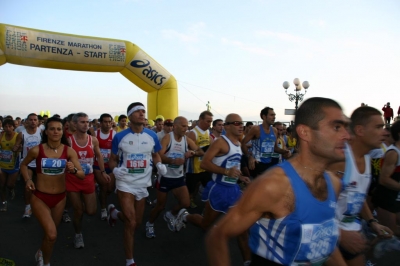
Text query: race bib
100 148 111 163
0 150 13 163
80 163 92 175
167 152 184 168
261 141 274 158
295 219 338 265
222 160 240 184
126 153 147 174
41 158 67 175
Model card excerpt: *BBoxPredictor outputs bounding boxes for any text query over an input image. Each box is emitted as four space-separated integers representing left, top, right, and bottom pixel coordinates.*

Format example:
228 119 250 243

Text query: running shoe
190 199 197 209
163 211 176 232
175 208 188 232
62 212 71 223
74 234 84 249
145 222 156 238
0 201 7 212
100 208 108 220
107 204 117 227
22 206 32 218
35 249 44 266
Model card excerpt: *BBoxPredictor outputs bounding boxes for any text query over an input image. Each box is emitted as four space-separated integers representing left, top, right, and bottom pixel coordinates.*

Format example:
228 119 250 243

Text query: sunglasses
225 121 243 126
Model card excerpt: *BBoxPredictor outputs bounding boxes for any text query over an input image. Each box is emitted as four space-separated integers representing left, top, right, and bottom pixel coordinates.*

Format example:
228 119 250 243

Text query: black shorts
373 185 400 213
185 172 212 194
249 254 284 266
155 176 185 193
254 161 277 178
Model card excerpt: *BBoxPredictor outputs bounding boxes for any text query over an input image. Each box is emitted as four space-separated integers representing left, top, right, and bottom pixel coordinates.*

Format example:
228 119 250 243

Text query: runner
93 113 116 220
116 115 128 133
176 113 252 265
107 102 166 266
241 107 289 177
331 106 392 265
0 119 22 211
206 98 350 266
20 116 84 266
186 111 213 209
17 113 42 218
66 112 111 249
145 116 203 238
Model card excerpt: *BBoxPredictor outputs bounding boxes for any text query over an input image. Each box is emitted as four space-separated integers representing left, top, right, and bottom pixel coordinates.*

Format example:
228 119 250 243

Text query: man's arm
241 126 259 170
92 137 110 182
360 201 393 237
200 138 240 178
12 132 23 152
66 147 85 179
206 168 289 266
379 150 400 190
158 134 179 165
187 137 204 158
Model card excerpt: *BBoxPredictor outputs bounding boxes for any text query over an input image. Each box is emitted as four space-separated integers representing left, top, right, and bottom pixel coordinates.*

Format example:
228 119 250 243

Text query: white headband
127 105 145 116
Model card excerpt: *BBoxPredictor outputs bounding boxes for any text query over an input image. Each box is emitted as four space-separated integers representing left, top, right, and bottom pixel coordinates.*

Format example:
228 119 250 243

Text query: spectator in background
382 102 394 125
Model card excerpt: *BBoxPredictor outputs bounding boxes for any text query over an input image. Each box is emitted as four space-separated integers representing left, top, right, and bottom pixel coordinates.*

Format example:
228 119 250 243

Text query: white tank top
164 132 187 178
336 142 371 231
21 128 42 168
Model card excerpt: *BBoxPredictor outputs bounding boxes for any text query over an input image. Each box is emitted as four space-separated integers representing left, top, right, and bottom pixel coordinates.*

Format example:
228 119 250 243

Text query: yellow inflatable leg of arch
0 23 178 119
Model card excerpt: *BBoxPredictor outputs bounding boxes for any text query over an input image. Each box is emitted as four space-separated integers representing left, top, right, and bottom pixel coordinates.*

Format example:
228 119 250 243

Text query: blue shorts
92 165 112 174
155 176 185 192
0 168 19 175
201 180 241 213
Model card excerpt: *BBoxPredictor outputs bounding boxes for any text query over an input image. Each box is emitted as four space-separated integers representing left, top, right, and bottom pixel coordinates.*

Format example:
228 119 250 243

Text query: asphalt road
1 179 399 266
0 179 243 266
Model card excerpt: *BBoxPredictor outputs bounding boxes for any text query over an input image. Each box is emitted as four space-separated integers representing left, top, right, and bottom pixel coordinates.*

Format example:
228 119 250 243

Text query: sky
1 0 399 123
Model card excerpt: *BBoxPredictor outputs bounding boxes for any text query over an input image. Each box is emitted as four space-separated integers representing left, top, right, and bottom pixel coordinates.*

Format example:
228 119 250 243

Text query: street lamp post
282 78 310 110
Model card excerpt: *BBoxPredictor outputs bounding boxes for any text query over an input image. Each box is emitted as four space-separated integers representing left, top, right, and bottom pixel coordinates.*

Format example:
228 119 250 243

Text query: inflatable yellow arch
0 23 178 120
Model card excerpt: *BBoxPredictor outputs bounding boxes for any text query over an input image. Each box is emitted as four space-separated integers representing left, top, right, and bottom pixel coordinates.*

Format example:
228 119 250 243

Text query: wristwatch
72 167 78 174
367 218 379 227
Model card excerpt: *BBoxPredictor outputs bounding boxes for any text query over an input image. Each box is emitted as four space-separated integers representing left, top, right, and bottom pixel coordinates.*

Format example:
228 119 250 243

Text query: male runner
66 112 110 248
241 107 289 177
17 113 42 218
93 113 116 220
206 98 350 266
116 115 128 133
156 119 173 141
176 113 252 265
145 116 203 238
186 111 213 208
107 102 167 266
210 119 223 140
331 106 392 265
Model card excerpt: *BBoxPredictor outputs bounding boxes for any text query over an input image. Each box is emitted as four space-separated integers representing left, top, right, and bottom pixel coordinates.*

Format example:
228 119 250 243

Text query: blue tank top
249 161 339 265
211 135 242 186
253 125 278 164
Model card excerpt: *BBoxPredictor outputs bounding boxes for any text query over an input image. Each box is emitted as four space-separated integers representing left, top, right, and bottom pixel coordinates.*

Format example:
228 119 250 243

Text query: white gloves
112 167 129 179
156 162 167 176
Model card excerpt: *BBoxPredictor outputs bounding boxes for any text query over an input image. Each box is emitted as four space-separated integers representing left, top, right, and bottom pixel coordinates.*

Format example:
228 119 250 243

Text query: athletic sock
126 258 134 265
25 204 31 210
111 209 119 220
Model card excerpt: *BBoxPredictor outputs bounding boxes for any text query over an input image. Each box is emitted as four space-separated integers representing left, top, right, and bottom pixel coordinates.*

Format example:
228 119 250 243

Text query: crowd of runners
1 98 400 266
